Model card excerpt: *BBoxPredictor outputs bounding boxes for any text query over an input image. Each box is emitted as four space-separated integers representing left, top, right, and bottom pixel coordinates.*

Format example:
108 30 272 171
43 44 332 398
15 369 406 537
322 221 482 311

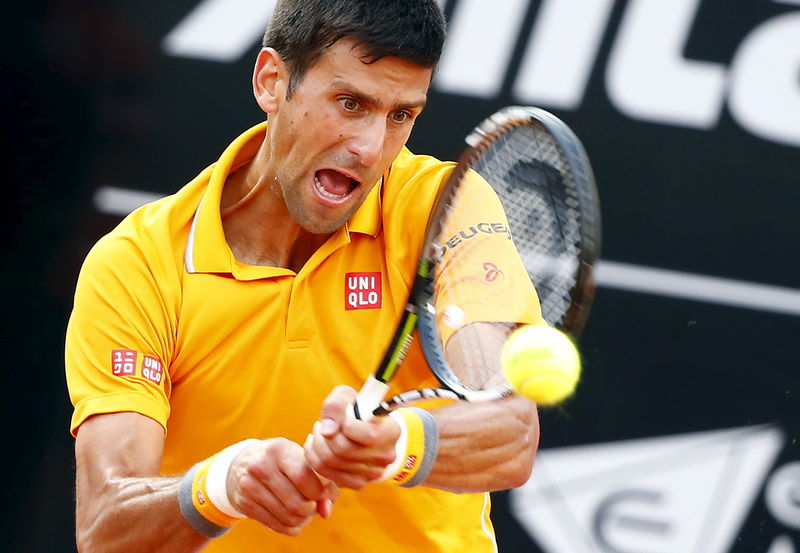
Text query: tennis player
65 1 543 551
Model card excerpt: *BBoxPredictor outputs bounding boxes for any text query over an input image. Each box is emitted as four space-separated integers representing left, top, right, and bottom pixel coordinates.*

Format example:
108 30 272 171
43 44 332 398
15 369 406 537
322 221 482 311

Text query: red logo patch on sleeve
345 272 382 310
142 355 164 385
111 349 138 376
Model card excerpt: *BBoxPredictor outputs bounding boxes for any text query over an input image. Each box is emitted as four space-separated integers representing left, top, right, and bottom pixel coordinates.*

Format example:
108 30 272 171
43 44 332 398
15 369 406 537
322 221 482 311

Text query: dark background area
3 1 798 551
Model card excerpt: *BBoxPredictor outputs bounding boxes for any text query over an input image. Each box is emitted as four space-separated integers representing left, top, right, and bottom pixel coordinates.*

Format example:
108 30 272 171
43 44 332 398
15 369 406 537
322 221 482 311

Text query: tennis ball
501 325 581 406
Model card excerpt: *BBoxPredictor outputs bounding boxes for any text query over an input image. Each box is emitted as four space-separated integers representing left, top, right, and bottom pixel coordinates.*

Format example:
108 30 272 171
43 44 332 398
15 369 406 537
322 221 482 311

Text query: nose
348 115 387 167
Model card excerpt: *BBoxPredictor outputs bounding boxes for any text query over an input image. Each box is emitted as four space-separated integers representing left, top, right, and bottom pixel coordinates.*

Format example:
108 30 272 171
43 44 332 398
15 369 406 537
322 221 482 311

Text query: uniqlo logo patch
141 355 163 385
111 349 137 376
345 272 382 310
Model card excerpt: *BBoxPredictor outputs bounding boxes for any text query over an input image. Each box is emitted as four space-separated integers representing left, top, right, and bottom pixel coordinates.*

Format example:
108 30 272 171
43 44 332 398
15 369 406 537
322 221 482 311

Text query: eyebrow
330 79 428 112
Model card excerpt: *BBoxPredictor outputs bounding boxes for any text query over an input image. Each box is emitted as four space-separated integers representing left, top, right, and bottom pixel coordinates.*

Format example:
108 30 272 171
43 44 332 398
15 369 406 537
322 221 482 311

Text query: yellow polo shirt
66 123 542 552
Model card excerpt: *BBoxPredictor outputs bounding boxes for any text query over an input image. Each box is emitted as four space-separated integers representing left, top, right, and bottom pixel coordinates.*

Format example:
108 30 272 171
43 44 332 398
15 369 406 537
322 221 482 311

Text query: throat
226 223 331 272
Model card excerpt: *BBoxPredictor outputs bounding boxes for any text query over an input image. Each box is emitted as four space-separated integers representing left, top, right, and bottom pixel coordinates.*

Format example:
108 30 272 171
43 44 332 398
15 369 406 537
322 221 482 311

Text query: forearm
74 414 210 553
76 473 208 553
423 395 539 493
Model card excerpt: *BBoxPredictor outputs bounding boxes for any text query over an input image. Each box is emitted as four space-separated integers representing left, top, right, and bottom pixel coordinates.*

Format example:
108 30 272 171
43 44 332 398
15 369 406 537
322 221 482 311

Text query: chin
300 214 350 235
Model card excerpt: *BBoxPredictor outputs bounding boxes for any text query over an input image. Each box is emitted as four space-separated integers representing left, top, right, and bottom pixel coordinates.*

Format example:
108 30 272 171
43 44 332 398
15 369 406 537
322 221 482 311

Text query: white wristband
378 411 409 482
205 439 259 518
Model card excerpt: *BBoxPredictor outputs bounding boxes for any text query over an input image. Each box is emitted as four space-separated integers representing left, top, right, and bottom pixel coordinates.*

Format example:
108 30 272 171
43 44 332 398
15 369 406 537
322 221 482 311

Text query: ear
253 47 288 114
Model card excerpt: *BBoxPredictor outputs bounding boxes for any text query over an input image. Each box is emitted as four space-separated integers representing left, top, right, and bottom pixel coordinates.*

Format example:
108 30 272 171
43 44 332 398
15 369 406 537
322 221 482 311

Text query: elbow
76 514 105 553
506 398 540 489
75 499 109 553
75 527 94 553
505 444 537 489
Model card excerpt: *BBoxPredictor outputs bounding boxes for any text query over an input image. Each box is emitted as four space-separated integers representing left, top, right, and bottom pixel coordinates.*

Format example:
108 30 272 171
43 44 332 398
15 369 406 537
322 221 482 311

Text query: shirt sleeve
65 232 178 436
433 168 544 345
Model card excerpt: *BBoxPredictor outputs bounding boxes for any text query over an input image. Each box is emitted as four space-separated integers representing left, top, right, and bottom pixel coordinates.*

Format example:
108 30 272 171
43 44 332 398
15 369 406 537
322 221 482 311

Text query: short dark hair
263 0 447 95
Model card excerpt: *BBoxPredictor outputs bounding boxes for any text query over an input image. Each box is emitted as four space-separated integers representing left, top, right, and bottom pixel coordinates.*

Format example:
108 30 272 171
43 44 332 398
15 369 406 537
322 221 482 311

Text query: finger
308 422 381 466
284 446 337 502
235 468 317 530
316 498 334 519
309 463 373 490
305 427 385 487
318 386 358 432
232 439 324 528
315 480 339 518
239 496 312 537
340 415 400 448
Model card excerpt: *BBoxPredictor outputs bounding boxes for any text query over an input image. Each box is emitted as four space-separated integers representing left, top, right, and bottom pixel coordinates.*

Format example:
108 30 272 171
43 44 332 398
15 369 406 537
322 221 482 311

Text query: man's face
263 39 432 234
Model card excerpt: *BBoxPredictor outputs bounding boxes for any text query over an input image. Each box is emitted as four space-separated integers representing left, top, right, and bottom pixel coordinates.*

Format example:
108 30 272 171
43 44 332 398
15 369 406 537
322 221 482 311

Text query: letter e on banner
345 272 382 310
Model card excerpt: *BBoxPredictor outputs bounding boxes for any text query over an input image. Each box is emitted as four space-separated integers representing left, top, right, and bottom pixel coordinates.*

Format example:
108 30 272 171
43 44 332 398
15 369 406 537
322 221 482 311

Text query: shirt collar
185 122 383 279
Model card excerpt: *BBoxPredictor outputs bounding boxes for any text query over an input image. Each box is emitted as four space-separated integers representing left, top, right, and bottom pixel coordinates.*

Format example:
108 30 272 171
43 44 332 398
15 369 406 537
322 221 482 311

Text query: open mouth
314 169 360 201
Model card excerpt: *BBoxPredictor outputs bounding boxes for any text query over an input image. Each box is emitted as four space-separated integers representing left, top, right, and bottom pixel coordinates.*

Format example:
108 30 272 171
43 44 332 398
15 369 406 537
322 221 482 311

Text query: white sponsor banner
161 0 800 148
510 426 785 553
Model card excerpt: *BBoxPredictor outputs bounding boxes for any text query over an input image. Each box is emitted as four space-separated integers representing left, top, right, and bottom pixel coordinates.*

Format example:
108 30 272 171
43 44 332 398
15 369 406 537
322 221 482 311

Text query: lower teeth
315 177 348 199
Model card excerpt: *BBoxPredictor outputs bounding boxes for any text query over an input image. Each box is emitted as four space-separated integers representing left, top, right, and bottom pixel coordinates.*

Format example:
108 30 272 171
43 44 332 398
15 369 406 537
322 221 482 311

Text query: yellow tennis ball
501 325 581 406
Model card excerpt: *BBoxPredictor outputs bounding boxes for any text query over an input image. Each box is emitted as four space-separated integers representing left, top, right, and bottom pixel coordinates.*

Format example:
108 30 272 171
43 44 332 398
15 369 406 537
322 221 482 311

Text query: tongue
316 169 353 196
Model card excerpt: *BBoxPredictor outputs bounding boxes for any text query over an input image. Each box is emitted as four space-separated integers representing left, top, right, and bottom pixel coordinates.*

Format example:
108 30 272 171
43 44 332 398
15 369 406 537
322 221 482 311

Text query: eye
391 110 412 124
339 97 360 112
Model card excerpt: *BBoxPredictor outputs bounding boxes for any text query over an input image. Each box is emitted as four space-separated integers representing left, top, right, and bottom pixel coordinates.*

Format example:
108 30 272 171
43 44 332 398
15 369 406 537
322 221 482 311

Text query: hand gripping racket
352 106 601 420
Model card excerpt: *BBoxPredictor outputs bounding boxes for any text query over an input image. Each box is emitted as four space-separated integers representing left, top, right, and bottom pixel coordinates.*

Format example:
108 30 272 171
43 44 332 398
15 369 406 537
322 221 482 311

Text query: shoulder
383 147 454 214
377 148 454 271
385 147 454 190
83 170 209 281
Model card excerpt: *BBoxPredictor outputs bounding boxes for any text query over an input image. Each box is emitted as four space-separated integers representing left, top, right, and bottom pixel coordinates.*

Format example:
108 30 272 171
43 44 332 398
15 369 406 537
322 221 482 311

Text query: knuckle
365 466 385 482
325 438 347 458
286 497 315 517
282 524 306 537
234 495 257 518
349 478 368 491
375 450 396 466
278 506 313 528
237 472 261 496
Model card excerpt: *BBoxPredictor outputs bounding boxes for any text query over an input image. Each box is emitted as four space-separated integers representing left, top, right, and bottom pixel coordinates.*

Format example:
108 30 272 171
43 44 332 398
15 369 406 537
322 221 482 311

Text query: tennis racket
352 106 601 420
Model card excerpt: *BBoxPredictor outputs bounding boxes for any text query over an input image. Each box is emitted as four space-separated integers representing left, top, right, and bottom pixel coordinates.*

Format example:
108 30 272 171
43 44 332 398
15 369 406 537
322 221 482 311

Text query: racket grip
351 377 390 422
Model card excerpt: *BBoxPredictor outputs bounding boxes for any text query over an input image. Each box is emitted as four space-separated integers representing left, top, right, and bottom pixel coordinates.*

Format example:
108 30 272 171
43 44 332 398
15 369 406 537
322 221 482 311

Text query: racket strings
476 124 584 327
423 118 588 395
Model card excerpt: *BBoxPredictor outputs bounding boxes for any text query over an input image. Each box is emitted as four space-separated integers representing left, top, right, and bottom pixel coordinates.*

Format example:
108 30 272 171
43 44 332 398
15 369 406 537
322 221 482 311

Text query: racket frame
353 106 601 419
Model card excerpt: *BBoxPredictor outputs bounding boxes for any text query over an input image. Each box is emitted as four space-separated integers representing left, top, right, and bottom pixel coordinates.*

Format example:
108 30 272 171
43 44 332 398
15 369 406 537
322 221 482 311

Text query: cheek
382 127 413 162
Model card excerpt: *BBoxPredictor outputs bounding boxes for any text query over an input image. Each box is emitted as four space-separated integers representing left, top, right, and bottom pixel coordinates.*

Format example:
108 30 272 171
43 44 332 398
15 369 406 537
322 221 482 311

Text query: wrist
379 407 439 487
178 438 259 537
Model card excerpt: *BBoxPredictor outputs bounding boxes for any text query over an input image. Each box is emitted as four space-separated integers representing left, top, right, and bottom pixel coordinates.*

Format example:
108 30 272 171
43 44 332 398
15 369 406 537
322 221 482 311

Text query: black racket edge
523 107 602 339
416 106 601 395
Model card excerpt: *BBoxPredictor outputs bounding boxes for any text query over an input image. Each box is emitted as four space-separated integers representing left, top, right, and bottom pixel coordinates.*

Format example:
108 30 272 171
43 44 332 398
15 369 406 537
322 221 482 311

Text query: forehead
304 38 433 103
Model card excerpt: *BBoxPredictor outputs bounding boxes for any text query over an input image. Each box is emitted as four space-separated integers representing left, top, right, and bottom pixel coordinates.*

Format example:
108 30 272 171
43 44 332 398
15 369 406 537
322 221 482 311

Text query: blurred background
3 0 798 551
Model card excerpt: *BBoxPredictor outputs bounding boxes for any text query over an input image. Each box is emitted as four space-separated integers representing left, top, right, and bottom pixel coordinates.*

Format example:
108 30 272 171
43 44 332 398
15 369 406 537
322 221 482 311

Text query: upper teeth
314 175 348 199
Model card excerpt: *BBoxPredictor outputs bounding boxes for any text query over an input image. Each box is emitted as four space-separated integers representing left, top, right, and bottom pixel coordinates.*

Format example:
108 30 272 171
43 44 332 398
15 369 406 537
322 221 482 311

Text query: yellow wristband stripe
401 407 439 488
388 408 426 486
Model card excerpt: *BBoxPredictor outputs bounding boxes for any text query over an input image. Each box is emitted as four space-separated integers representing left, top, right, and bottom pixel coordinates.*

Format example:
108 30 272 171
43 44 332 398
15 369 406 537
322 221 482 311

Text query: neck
220 142 330 272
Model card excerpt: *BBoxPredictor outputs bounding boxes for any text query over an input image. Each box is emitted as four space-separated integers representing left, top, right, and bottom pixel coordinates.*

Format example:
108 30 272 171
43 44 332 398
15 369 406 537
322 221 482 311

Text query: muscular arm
424 394 538 492
75 412 337 553
427 321 539 492
74 413 208 553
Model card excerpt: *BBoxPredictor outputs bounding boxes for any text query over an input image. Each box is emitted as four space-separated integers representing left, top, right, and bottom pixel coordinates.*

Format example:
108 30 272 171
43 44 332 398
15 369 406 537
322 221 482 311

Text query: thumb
318 385 357 436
